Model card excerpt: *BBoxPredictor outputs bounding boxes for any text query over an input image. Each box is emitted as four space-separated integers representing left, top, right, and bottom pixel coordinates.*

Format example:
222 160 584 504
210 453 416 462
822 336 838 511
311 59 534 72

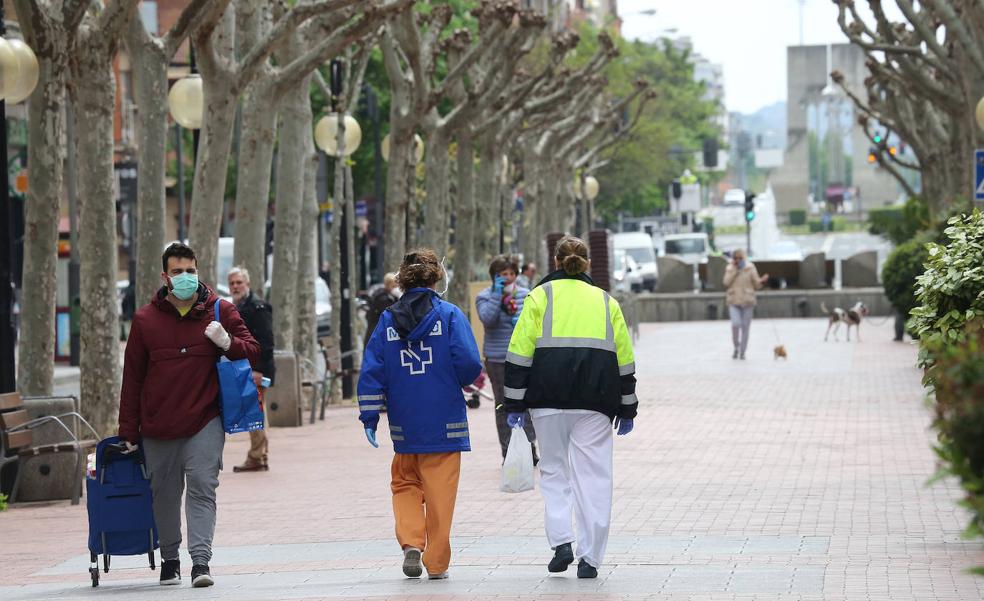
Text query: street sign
976 149 984 201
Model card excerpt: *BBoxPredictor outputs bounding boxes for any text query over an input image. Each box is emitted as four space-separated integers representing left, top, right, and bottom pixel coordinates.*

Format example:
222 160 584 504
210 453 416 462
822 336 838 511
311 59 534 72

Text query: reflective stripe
358 393 385 401
543 283 554 338
603 291 614 343
359 404 384 411
447 431 469 439
390 425 403 432
621 393 638 405
619 362 636 376
506 351 533 367
503 386 526 398
391 434 405 441
535 337 616 352
446 422 468 430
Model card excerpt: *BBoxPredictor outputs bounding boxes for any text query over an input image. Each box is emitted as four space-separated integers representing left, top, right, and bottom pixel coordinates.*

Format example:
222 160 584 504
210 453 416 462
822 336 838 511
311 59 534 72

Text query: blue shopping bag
214 301 264 434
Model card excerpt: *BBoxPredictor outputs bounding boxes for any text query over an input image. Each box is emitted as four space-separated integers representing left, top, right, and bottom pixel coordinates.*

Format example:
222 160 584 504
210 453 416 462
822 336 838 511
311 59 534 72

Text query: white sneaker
402 547 422 578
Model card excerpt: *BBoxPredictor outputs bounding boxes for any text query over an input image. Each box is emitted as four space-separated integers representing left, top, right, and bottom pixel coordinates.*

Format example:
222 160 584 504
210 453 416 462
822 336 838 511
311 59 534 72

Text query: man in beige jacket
723 249 769 359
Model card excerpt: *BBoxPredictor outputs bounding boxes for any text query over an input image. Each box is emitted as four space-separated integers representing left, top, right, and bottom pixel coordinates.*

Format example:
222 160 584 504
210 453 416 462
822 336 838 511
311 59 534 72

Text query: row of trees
14 0 715 435
832 0 984 215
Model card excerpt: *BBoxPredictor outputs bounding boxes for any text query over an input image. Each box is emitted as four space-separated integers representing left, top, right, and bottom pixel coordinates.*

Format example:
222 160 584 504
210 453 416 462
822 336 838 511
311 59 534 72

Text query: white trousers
531 410 614 568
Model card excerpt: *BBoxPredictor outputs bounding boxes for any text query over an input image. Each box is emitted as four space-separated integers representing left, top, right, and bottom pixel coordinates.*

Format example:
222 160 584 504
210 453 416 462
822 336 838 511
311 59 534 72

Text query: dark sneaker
577 559 598 579
402 547 423 578
548 543 574 573
191 564 214 588
159 559 181 586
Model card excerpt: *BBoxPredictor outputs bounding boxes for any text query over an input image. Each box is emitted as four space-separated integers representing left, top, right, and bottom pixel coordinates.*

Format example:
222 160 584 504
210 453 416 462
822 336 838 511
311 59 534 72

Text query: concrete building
770 44 899 218
567 0 620 31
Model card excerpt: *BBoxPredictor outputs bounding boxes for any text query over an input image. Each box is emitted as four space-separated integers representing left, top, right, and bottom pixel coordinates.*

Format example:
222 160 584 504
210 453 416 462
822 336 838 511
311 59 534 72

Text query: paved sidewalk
1 318 982 600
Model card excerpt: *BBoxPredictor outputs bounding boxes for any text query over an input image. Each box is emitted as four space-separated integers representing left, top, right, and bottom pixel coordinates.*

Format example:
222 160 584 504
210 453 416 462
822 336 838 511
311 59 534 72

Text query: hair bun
561 254 588 275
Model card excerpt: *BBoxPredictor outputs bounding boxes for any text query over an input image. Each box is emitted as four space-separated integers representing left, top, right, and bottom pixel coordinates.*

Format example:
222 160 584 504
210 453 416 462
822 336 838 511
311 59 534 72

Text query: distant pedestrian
504 236 638 579
227 266 275 472
118 243 259 588
357 249 483 580
516 261 537 290
364 272 401 346
722 249 769 360
476 255 538 463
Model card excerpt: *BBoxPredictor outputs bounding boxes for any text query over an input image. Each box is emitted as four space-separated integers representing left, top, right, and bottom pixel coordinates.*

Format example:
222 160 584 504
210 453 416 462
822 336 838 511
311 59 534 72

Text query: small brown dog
773 345 788 360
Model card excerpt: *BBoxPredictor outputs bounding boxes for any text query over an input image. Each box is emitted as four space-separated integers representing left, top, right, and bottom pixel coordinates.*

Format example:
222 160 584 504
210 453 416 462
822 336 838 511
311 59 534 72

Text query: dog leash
864 314 894 326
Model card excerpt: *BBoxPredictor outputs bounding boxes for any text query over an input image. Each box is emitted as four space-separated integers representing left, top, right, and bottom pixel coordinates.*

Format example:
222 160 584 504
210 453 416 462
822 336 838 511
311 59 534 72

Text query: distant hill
738 101 786 150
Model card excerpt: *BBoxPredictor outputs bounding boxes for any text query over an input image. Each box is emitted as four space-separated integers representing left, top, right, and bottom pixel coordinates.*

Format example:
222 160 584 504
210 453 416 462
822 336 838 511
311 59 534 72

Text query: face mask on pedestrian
168 272 199 300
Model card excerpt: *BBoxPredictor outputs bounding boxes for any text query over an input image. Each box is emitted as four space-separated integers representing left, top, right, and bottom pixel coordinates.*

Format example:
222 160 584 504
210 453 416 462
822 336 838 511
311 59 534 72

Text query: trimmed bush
910 210 984 367
807 217 846 232
926 320 984 541
882 233 932 317
788 209 806 226
868 197 930 244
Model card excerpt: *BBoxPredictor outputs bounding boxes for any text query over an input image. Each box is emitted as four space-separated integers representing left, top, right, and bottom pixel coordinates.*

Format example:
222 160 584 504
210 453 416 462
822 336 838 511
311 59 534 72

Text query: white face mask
438 256 450 296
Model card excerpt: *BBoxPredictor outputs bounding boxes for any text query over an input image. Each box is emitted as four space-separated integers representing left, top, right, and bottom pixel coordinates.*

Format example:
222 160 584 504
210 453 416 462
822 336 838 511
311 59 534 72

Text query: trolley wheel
90 567 99 587
466 393 480 409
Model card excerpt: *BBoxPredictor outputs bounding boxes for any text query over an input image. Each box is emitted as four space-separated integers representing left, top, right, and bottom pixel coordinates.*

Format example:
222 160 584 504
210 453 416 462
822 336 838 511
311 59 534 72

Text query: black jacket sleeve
241 299 276 384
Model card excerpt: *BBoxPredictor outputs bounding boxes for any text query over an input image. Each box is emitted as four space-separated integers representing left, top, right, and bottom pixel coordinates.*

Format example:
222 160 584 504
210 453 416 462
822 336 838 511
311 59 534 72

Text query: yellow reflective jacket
504 271 637 419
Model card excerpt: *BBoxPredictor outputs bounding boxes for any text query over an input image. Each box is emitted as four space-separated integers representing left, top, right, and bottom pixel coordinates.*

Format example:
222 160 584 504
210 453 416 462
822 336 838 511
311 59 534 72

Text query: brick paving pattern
1 318 982 600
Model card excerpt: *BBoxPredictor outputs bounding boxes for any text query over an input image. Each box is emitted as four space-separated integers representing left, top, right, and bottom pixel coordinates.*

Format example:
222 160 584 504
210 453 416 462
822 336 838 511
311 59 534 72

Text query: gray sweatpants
143 416 225 564
728 304 754 355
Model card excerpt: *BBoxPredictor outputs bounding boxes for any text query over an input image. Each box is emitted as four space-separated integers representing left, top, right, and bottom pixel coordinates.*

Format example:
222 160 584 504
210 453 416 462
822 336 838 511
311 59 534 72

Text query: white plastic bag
500 426 535 493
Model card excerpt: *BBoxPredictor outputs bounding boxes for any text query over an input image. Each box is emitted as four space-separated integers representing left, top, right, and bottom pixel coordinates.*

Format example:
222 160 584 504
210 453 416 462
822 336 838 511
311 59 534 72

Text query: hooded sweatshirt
357 288 483 454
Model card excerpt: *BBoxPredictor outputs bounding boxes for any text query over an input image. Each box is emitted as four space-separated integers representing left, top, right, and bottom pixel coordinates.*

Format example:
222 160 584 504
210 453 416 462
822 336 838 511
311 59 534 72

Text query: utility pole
0 6 15 392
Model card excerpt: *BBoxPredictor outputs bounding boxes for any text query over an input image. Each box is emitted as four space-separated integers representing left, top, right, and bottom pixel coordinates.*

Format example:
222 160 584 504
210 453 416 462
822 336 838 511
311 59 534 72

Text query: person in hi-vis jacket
357 248 483 581
504 236 638 579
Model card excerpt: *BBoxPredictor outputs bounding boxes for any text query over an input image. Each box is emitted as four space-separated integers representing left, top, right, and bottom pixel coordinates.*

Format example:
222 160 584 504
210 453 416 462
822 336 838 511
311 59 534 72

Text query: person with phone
722 249 769 360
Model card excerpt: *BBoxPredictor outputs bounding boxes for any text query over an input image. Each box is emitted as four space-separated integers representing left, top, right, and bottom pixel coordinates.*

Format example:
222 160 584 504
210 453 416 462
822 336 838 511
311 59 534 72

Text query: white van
663 233 710 265
612 232 658 291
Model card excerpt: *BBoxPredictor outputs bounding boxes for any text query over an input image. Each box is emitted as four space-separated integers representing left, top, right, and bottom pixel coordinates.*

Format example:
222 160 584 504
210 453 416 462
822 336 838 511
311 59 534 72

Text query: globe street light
976 96 984 131
315 113 362 156
0 38 20 102
5 39 37 104
168 74 204 130
584 175 600 200
381 132 424 163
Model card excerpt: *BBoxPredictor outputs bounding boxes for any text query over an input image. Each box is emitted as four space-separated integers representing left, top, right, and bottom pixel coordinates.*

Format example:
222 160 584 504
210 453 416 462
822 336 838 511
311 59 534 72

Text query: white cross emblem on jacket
400 341 433 375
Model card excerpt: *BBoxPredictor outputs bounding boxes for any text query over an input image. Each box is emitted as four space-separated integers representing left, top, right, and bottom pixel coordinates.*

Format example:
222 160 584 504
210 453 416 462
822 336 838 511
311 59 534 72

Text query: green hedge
808 217 847 232
868 197 930 244
788 209 806 226
882 233 932 318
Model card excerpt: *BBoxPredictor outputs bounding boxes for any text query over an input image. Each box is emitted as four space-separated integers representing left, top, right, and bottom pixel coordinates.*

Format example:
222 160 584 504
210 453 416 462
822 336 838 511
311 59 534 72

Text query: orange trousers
391 452 461 575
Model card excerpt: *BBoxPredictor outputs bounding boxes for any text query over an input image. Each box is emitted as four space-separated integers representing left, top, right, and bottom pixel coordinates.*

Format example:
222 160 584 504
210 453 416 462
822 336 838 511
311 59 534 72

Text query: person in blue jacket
358 248 483 581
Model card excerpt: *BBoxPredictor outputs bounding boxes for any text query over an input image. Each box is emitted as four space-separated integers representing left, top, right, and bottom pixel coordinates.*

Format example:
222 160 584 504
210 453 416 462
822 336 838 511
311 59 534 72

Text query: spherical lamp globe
5 39 37 104
976 95 984 131
168 74 204 130
381 133 425 163
315 113 362 157
0 38 20 102
584 176 600 200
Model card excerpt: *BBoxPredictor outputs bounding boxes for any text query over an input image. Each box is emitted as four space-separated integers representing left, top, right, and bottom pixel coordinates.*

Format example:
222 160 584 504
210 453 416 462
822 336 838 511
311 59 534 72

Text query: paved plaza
1 318 983 600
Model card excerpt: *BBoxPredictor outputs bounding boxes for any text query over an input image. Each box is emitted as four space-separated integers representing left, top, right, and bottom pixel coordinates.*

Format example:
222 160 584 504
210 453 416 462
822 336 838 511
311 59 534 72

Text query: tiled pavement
1 319 982 600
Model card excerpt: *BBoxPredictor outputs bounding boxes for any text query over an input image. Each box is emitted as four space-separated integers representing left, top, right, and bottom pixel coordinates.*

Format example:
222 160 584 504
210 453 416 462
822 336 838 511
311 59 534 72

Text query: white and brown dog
822 301 869 342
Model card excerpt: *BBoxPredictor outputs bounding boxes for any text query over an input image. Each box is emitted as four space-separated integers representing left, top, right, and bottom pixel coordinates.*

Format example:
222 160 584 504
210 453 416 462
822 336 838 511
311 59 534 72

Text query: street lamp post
0 9 39 393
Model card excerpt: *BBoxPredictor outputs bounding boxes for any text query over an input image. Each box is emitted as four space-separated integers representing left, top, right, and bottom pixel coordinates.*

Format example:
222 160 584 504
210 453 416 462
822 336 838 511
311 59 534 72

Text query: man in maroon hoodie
118 243 259 588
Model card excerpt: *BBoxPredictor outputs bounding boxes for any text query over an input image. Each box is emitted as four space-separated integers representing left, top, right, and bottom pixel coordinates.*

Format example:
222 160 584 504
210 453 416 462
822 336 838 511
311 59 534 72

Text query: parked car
613 232 658 291
663 233 710 265
723 188 745 206
613 249 644 293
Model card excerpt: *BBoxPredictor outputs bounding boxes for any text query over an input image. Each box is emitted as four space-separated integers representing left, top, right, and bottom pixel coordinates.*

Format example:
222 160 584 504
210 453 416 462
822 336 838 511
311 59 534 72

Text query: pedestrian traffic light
744 192 756 222
867 148 877 163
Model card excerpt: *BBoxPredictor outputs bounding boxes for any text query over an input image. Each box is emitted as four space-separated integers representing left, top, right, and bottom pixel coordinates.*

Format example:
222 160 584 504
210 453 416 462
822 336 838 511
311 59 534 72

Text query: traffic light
744 192 756 222
873 131 883 144
888 145 897 156
702 137 718 168
867 148 877 163
671 179 682 199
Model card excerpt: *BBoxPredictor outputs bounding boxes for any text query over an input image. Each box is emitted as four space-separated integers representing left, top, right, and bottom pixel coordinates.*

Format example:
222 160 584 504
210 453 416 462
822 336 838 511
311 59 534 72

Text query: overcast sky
617 0 901 115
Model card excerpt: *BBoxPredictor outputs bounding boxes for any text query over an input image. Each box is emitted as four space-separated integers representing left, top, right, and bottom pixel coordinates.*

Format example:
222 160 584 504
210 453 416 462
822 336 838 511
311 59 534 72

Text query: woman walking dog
503 236 638 579
357 249 483 580
723 249 769 360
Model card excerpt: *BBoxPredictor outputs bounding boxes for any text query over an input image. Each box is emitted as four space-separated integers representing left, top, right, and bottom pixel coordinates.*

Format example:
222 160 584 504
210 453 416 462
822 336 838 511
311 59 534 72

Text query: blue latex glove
507 412 525 429
511 314 519 327
614 417 633 436
492 276 506 294
365 428 379 448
